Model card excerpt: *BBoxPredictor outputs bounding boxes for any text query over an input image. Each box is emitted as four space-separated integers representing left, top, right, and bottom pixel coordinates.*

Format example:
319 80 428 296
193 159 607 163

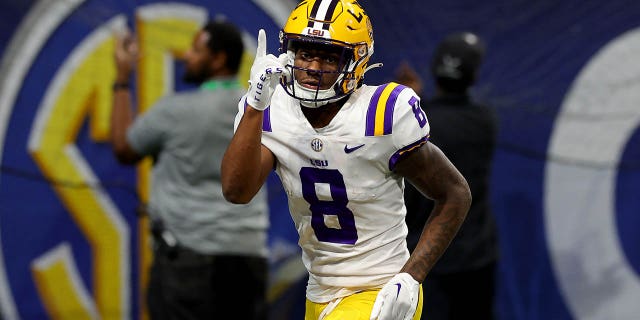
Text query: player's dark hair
202 20 244 73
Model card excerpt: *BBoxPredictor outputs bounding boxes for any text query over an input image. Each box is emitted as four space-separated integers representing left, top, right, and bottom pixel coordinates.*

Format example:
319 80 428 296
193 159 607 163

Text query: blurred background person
110 20 269 320
397 32 499 320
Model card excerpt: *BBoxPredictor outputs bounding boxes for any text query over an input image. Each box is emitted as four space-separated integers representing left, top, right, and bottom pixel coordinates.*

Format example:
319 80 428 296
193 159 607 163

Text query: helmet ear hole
355 44 368 61
346 79 356 90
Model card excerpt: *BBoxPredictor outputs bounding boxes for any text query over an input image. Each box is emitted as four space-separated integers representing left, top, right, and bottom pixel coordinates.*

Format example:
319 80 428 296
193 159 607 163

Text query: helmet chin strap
294 80 345 108
299 97 347 108
299 99 330 108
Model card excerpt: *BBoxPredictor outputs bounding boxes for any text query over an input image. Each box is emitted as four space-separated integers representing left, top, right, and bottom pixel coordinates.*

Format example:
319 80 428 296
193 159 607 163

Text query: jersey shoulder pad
363 82 417 136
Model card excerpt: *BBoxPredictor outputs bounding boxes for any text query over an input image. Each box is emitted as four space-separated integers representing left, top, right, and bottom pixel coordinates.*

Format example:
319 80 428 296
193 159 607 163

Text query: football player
221 1 471 319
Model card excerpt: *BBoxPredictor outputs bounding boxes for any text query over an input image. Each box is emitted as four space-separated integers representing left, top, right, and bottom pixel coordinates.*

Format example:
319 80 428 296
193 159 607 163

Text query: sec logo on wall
0 0 296 318
3 1 640 320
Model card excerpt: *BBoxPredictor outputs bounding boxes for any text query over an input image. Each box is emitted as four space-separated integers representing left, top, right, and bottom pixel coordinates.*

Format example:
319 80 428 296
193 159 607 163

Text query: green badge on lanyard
200 79 240 91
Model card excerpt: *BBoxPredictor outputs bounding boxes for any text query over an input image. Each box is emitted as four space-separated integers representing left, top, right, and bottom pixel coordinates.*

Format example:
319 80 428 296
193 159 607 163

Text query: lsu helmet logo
305 28 327 37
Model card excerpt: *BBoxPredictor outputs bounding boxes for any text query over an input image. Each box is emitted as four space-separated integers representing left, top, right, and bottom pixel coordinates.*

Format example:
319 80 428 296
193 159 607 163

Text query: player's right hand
113 31 138 81
370 273 420 320
246 29 290 111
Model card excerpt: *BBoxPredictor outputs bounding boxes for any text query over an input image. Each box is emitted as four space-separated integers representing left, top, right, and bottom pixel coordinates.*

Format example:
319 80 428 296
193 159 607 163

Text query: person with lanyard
110 20 269 320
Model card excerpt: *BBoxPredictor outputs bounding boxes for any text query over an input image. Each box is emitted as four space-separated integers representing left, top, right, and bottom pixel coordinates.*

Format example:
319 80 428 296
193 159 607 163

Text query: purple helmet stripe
365 84 388 136
307 0 322 28
322 0 340 30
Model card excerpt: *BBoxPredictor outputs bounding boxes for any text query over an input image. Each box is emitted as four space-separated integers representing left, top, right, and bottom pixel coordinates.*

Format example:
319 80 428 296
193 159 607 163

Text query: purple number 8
409 96 427 128
300 167 358 244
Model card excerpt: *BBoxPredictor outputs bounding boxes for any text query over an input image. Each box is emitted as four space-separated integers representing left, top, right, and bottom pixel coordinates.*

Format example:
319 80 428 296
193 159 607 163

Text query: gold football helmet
279 0 375 107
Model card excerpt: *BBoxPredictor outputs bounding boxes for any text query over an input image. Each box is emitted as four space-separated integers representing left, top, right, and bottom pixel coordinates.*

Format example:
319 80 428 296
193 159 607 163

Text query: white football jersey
235 83 430 303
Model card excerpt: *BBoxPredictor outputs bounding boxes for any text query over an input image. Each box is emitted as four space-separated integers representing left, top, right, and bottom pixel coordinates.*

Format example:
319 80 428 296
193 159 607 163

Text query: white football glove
370 273 420 320
246 29 290 111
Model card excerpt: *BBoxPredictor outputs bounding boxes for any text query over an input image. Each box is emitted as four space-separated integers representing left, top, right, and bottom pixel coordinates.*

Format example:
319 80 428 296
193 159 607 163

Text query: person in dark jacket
398 32 499 320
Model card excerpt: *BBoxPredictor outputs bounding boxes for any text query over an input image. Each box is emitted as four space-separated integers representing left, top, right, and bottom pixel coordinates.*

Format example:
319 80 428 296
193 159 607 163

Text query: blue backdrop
0 0 639 319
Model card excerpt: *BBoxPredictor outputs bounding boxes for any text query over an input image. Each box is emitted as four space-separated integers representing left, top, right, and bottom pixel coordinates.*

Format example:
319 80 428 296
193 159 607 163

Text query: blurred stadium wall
0 1 639 319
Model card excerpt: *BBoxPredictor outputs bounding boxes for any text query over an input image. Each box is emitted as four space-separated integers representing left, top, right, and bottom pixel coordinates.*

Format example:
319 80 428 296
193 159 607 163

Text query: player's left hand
370 273 420 320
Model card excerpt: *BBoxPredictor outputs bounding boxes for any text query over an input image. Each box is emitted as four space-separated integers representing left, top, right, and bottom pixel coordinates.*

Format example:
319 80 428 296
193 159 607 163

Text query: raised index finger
256 29 267 58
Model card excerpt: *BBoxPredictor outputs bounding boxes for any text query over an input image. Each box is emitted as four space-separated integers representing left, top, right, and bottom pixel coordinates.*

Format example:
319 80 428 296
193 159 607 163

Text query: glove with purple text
246 29 290 111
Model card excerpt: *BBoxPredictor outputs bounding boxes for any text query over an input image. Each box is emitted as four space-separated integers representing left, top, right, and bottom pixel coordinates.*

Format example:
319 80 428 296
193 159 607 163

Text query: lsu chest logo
0 1 277 318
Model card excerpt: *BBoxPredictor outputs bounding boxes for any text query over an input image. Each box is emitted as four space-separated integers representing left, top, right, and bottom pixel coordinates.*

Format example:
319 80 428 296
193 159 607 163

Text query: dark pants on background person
147 243 268 320
421 262 496 320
